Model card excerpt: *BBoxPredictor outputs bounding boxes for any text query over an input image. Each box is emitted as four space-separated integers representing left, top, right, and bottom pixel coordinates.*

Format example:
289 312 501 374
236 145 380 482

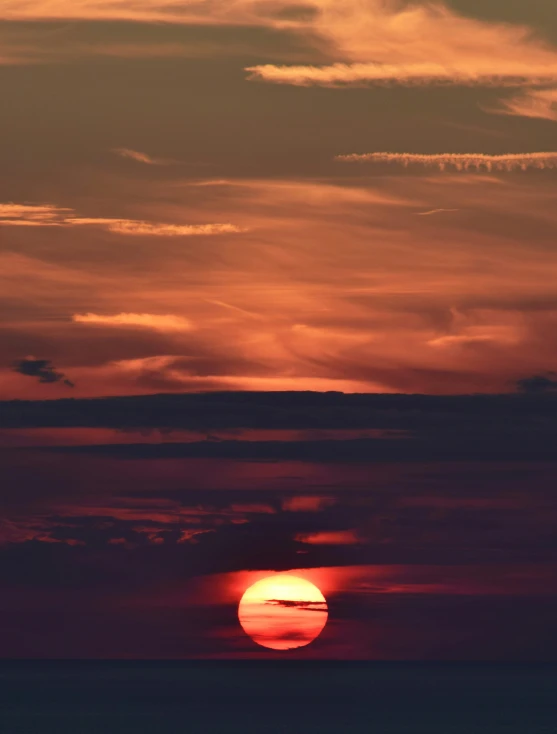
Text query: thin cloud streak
246 61 557 87
73 313 193 333
296 530 362 545
0 201 245 236
0 203 70 220
336 152 557 172
489 88 557 122
67 219 246 236
112 148 175 166
417 209 460 216
0 0 296 26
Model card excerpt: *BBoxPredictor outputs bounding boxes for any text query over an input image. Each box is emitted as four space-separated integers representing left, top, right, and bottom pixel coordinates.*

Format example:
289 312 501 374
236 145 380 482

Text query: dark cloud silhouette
12 358 74 387
4 390 557 461
39 431 557 462
1 390 557 430
266 600 328 611
517 373 557 393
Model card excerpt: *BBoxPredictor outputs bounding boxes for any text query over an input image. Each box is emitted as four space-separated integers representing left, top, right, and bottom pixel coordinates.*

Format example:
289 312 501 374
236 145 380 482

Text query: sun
238 575 328 651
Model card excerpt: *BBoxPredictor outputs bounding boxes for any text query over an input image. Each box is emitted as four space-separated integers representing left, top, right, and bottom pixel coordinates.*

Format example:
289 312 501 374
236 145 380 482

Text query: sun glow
238 575 328 651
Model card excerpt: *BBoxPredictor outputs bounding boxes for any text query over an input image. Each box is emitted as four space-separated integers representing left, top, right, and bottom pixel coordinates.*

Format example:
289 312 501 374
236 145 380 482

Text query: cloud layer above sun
2 171 557 399
1 0 557 401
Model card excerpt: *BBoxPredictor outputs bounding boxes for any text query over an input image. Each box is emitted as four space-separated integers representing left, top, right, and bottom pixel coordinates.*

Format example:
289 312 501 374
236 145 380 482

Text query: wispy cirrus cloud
0 203 69 218
489 88 557 122
245 0 557 93
416 209 460 216
0 0 305 26
246 61 557 88
0 202 71 225
112 148 175 166
72 313 193 333
5 176 557 399
0 201 245 236
335 152 557 172
6 1 557 97
67 219 246 236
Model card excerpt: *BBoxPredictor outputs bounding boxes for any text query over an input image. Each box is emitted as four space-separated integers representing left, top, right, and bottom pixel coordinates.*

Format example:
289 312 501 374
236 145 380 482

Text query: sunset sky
1 0 557 659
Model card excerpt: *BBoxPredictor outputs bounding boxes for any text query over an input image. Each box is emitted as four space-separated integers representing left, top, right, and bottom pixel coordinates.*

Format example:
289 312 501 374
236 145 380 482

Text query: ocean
0 662 555 733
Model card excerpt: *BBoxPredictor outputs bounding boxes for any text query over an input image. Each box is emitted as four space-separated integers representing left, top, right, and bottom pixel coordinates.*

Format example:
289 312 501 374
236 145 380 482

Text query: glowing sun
238 575 328 650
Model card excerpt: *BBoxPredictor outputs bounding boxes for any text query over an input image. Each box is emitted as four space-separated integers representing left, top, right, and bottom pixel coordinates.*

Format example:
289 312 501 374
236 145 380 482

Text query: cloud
516 374 557 394
72 313 194 333
12 358 74 387
1 391 544 430
0 201 245 236
265 599 328 610
0 203 69 219
296 530 362 545
282 496 335 512
0 202 71 226
4 176 557 399
0 0 288 25
243 0 557 90
5 389 557 463
335 152 557 172
68 219 246 236
246 61 557 88
416 209 460 216
112 148 175 165
6 0 557 93
489 88 557 122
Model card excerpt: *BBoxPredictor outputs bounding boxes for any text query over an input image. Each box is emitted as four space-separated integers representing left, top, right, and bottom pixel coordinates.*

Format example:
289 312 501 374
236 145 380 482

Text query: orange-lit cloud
73 313 193 333
0 203 69 218
246 61 557 87
0 201 245 236
6 0 557 96
416 209 460 216
112 148 175 165
67 219 246 236
490 88 557 122
0 0 284 25
0 202 71 225
336 152 557 172
4 174 557 399
245 0 557 92
296 530 362 545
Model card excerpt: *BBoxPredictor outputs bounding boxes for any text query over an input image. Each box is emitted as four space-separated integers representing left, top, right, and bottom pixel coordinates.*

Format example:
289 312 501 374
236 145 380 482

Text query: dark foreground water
0 662 555 734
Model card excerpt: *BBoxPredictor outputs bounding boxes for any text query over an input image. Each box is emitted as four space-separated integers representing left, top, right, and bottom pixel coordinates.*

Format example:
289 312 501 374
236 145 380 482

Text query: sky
1 0 557 659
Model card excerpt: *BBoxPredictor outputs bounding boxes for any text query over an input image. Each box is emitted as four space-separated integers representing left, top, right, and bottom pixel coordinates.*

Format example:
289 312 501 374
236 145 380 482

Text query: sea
0 661 555 733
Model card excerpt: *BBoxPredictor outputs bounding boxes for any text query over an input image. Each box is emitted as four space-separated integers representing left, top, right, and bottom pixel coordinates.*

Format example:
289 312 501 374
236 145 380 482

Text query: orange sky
2 1 557 662
1 0 557 397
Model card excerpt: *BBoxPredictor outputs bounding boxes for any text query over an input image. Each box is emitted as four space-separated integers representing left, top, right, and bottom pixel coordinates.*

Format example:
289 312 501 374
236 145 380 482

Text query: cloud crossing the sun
335 152 557 172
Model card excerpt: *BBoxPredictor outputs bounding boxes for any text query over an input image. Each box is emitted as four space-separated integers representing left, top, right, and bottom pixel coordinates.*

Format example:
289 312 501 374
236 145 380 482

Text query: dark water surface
0 662 555 733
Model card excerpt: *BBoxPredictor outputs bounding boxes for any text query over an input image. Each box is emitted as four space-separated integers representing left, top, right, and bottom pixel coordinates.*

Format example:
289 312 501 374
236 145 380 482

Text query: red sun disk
238 575 328 650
